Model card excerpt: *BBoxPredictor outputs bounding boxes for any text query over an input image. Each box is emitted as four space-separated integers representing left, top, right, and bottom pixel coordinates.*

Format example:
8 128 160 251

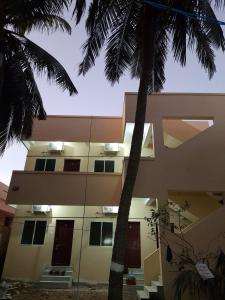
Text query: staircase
39 266 73 289
137 275 163 300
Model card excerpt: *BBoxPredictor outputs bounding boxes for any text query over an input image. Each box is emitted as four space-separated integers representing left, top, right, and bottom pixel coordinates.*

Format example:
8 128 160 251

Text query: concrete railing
7 171 122 206
144 248 160 285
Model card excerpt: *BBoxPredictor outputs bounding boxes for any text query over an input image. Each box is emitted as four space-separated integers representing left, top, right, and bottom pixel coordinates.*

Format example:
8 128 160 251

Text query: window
34 159 56 171
94 160 115 173
89 222 113 246
21 220 47 245
64 159 80 171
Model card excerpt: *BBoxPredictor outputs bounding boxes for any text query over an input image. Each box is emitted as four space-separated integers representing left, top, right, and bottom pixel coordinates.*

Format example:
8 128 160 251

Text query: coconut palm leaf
73 0 86 24
0 0 76 154
105 0 138 83
9 14 72 35
79 0 120 75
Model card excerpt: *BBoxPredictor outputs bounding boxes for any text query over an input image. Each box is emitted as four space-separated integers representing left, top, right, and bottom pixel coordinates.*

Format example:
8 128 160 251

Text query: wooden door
52 220 74 266
124 222 141 269
64 159 80 172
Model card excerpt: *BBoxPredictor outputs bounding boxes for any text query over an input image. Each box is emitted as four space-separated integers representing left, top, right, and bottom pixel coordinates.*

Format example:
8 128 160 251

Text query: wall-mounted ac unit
48 142 64 152
102 206 119 214
104 143 119 153
32 205 51 214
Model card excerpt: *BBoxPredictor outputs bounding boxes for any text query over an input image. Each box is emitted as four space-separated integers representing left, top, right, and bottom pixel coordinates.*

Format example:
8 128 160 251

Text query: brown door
64 159 80 172
52 220 74 266
124 222 141 269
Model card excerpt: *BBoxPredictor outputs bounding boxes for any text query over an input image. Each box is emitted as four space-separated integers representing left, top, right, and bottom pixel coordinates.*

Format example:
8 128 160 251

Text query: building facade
3 93 225 299
0 182 15 278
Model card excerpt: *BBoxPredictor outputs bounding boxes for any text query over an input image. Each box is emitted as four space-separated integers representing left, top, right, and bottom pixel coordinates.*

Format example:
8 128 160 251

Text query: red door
124 222 141 269
52 220 74 266
64 159 80 172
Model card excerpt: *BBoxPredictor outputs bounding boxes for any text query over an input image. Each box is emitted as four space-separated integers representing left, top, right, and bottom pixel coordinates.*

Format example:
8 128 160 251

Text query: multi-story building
0 182 15 278
3 93 225 299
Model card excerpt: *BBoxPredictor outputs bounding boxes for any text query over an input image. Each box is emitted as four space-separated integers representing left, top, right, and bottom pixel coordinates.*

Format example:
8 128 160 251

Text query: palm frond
105 0 138 83
170 13 187 66
197 0 225 50
131 9 167 92
79 0 119 75
73 0 86 24
9 14 72 35
6 0 72 18
188 19 216 79
7 32 77 95
0 45 48 154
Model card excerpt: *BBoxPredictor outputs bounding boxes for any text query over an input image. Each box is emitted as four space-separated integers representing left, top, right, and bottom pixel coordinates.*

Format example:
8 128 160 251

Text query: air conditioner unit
48 142 64 152
104 143 119 153
102 206 119 214
32 205 51 214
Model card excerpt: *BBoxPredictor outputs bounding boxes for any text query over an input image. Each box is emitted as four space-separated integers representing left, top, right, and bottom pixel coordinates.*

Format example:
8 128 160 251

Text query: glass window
21 221 35 244
94 160 104 172
89 222 113 246
34 159 56 171
105 160 114 173
89 222 101 245
34 159 45 171
102 222 113 246
21 220 47 245
45 159 56 171
94 160 114 173
33 221 47 244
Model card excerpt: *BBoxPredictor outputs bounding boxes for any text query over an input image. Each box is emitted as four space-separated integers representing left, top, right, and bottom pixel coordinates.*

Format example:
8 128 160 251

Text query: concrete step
128 268 144 273
43 270 73 276
40 266 73 289
39 280 72 289
40 275 72 282
144 285 158 295
137 290 150 300
45 265 73 269
151 280 163 288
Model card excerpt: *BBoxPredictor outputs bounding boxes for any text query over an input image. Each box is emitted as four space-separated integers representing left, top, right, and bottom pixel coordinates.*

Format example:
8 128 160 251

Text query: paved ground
11 286 138 300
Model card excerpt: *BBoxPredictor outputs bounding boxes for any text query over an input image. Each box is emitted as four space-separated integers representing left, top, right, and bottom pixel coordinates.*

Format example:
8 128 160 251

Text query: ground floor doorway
52 220 74 266
124 222 141 270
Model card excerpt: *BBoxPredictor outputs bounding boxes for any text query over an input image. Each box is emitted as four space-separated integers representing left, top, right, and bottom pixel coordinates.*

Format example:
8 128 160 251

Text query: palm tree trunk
108 7 157 300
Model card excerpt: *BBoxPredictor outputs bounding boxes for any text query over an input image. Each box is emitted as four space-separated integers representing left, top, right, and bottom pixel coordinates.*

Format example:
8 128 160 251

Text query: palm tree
0 0 77 153
74 1 225 299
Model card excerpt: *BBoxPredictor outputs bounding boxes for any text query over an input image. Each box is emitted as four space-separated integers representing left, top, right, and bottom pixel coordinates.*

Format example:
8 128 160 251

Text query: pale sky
1 9 225 185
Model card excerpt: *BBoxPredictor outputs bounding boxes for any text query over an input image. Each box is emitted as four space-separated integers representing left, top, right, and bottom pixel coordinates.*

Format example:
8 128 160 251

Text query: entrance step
39 266 73 289
137 278 164 300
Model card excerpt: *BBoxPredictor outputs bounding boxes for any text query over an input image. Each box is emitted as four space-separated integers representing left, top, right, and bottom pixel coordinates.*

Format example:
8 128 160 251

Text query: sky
1 7 225 185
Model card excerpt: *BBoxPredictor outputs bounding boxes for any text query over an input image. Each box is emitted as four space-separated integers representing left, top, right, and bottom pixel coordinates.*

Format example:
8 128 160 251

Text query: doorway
52 220 74 266
124 222 141 269
64 159 80 172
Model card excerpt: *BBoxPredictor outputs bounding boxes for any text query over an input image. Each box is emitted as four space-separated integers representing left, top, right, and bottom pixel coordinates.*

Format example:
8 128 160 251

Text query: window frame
89 221 113 247
21 220 47 245
94 160 115 173
34 158 56 171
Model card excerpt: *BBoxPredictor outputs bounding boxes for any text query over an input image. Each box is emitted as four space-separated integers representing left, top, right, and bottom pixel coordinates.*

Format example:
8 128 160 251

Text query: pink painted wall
30 116 124 143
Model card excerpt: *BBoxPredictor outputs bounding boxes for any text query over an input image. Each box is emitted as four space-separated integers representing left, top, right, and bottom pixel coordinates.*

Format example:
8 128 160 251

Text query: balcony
7 171 122 206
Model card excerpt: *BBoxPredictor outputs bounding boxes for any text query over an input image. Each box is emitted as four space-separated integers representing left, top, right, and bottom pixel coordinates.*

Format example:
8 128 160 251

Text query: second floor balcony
7 171 122 206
